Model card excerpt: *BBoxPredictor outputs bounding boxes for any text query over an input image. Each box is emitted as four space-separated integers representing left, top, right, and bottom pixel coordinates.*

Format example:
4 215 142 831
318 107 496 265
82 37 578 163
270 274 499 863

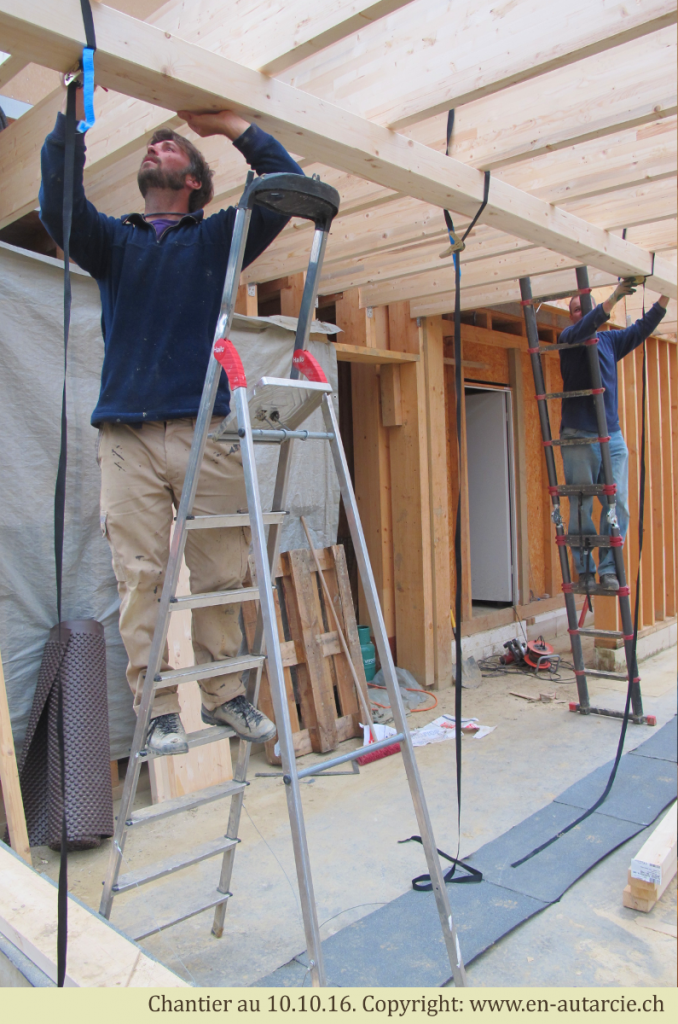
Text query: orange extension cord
368 683 438 714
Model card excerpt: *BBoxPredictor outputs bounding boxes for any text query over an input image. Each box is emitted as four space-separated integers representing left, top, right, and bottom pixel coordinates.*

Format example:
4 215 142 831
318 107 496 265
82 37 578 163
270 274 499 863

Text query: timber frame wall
237 277 677 689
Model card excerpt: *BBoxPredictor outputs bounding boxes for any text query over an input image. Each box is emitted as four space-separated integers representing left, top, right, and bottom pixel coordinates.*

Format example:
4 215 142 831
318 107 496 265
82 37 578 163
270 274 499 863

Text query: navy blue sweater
558 302 666 433
39 115 303 426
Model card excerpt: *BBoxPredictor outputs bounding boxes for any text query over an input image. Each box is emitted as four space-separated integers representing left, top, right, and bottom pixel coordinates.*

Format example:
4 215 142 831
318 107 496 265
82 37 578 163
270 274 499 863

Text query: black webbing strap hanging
55 0 97 988
398 836 482 890
402 114 490 891
511 283 648 870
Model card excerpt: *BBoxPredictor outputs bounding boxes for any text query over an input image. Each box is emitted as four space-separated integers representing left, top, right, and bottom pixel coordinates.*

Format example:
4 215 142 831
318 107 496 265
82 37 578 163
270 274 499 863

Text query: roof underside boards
0 0 675 325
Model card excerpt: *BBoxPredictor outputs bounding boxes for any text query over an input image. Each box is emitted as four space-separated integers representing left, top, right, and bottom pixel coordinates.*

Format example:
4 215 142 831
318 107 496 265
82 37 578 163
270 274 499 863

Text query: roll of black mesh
17 619 114 851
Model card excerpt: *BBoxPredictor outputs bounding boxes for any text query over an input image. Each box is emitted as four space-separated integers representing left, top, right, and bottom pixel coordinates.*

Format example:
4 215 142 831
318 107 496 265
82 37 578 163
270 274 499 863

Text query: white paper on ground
410 715 495 746
361 723 398 745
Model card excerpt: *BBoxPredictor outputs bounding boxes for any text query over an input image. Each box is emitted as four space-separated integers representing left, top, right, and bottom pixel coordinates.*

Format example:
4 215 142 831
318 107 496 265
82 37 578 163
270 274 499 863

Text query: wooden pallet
242 544 369 765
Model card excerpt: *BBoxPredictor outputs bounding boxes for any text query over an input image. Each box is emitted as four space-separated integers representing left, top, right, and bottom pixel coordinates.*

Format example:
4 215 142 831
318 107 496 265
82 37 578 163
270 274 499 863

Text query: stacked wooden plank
623 803 677 912
242 544 369 765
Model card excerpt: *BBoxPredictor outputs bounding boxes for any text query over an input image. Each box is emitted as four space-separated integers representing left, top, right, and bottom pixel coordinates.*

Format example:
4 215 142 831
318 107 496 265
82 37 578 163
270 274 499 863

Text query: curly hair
148 128 215 212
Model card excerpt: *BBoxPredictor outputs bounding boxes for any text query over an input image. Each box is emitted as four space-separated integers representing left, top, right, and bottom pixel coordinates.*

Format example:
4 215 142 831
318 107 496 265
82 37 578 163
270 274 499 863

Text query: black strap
399 836 482 890
79 0 97 51
54 79 80 989
511 340 647 869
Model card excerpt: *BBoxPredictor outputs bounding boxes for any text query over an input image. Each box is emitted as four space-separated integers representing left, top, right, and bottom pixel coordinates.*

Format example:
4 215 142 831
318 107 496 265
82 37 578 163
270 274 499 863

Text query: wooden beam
361 248 582 307
0 52 28 89
0 2 674 297
282 0 678 131
412 29 677 171
410 267 621 318
333 342 418 364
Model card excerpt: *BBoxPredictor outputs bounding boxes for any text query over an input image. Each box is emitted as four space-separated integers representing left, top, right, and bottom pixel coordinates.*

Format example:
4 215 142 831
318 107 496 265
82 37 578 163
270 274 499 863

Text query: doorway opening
465 384 518 615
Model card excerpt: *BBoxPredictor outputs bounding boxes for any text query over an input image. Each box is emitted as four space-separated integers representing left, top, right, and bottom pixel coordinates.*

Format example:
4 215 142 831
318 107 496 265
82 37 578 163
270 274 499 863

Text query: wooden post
638 346 655 626
622 349 642 626
422 316 453 689
659 341 676 617
0 647 31 864
646 338 665 620
387 302 435 687
508 348 531 605
280 273 306 318
335 291 396 644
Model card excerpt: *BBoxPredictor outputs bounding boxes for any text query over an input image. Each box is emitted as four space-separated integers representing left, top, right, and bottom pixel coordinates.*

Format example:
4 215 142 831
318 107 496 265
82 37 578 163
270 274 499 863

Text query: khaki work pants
98 419 251 718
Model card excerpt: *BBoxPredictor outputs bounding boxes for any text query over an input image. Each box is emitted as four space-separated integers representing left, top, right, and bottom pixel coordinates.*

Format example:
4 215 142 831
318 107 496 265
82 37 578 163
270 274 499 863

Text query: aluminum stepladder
519 268 654 726
100 171 467 987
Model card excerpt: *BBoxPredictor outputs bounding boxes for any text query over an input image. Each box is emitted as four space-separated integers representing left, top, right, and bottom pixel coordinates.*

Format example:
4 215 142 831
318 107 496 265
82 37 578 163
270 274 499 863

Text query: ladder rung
564 534 617 548
584 668 632 682
170 586 260 611
184 512 287 530
125 779 247 828
187 724 235 747
569 582 623 597
537 339 596 353
155 654 265 686
549 437 607 447
539 389 600 400
553 484 610 496
129 892 232 942
112 836 238 893
576 628 624 639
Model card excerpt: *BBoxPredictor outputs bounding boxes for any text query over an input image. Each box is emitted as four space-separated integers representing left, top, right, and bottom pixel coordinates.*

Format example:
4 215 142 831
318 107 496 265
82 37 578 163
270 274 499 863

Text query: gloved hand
609 277 644 305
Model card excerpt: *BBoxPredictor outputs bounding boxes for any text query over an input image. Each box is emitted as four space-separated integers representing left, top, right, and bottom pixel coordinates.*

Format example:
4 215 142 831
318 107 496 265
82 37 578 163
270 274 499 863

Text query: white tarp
0 243 339 759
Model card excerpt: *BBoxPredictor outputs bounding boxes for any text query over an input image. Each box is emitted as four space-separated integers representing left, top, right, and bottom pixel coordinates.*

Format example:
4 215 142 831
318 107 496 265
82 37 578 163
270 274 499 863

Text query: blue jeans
561 428 629 578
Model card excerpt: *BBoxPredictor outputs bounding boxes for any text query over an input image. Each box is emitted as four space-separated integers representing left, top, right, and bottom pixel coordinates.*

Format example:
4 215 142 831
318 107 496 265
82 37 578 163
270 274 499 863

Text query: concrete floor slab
19 644 676 987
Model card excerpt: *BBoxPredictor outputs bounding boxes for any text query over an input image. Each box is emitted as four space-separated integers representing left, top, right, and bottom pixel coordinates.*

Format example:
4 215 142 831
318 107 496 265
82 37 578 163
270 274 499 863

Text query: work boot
600 573 620 592
146 712 189 755
201 695 277 743
577 571 595 586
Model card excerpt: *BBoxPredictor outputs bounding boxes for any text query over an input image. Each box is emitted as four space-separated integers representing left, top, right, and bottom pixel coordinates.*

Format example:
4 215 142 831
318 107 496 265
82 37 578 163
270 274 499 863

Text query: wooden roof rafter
0 0 675 308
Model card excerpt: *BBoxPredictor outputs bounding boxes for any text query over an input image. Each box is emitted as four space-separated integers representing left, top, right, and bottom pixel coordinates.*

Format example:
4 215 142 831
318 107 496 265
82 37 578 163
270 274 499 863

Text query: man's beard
137 163 188 197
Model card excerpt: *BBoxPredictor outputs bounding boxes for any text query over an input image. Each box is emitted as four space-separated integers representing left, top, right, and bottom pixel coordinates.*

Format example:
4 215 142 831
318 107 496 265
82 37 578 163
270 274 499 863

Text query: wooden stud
422 316 453 689
0 645 31 865
280 272 306 317
638 346 655 626
508 348 531 606
646 338 665 619
380 364 402 427
336 290 396 640
659 341 676 617
388 302 435 685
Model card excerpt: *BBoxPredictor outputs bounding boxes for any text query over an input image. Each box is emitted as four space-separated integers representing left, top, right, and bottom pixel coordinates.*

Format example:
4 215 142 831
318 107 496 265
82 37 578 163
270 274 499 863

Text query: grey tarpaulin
0 242 340 761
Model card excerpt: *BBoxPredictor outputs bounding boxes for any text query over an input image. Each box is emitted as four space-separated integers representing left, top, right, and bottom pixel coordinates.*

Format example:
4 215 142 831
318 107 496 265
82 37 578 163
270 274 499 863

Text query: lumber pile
623 803 677 912
243 544 369 765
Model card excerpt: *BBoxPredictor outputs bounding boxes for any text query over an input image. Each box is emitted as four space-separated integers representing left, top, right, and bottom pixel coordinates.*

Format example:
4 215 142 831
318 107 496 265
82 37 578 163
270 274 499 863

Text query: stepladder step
125 779 247 827
584 668 635 682
563 534 620 548
552 483 615 497
566 582 629 597
170 585 260 610
155 653 265 686
129 892 232 942
112 835 239 893
184 511 288 530
576 628 624 639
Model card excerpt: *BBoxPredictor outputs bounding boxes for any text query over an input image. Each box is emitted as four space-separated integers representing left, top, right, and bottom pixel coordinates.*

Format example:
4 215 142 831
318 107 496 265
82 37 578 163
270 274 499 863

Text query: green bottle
357 625 376 682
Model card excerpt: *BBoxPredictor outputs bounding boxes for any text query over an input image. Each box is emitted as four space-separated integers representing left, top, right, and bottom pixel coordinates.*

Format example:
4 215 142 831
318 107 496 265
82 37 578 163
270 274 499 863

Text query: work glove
609 277 644 305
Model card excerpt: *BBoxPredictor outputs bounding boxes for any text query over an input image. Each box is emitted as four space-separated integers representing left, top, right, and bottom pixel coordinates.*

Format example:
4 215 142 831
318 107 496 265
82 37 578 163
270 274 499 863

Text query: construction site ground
29 637 676 988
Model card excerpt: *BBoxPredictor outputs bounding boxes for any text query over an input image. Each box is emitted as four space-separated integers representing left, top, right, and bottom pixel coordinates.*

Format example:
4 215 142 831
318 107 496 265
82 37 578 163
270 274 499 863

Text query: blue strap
77 47 96 133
